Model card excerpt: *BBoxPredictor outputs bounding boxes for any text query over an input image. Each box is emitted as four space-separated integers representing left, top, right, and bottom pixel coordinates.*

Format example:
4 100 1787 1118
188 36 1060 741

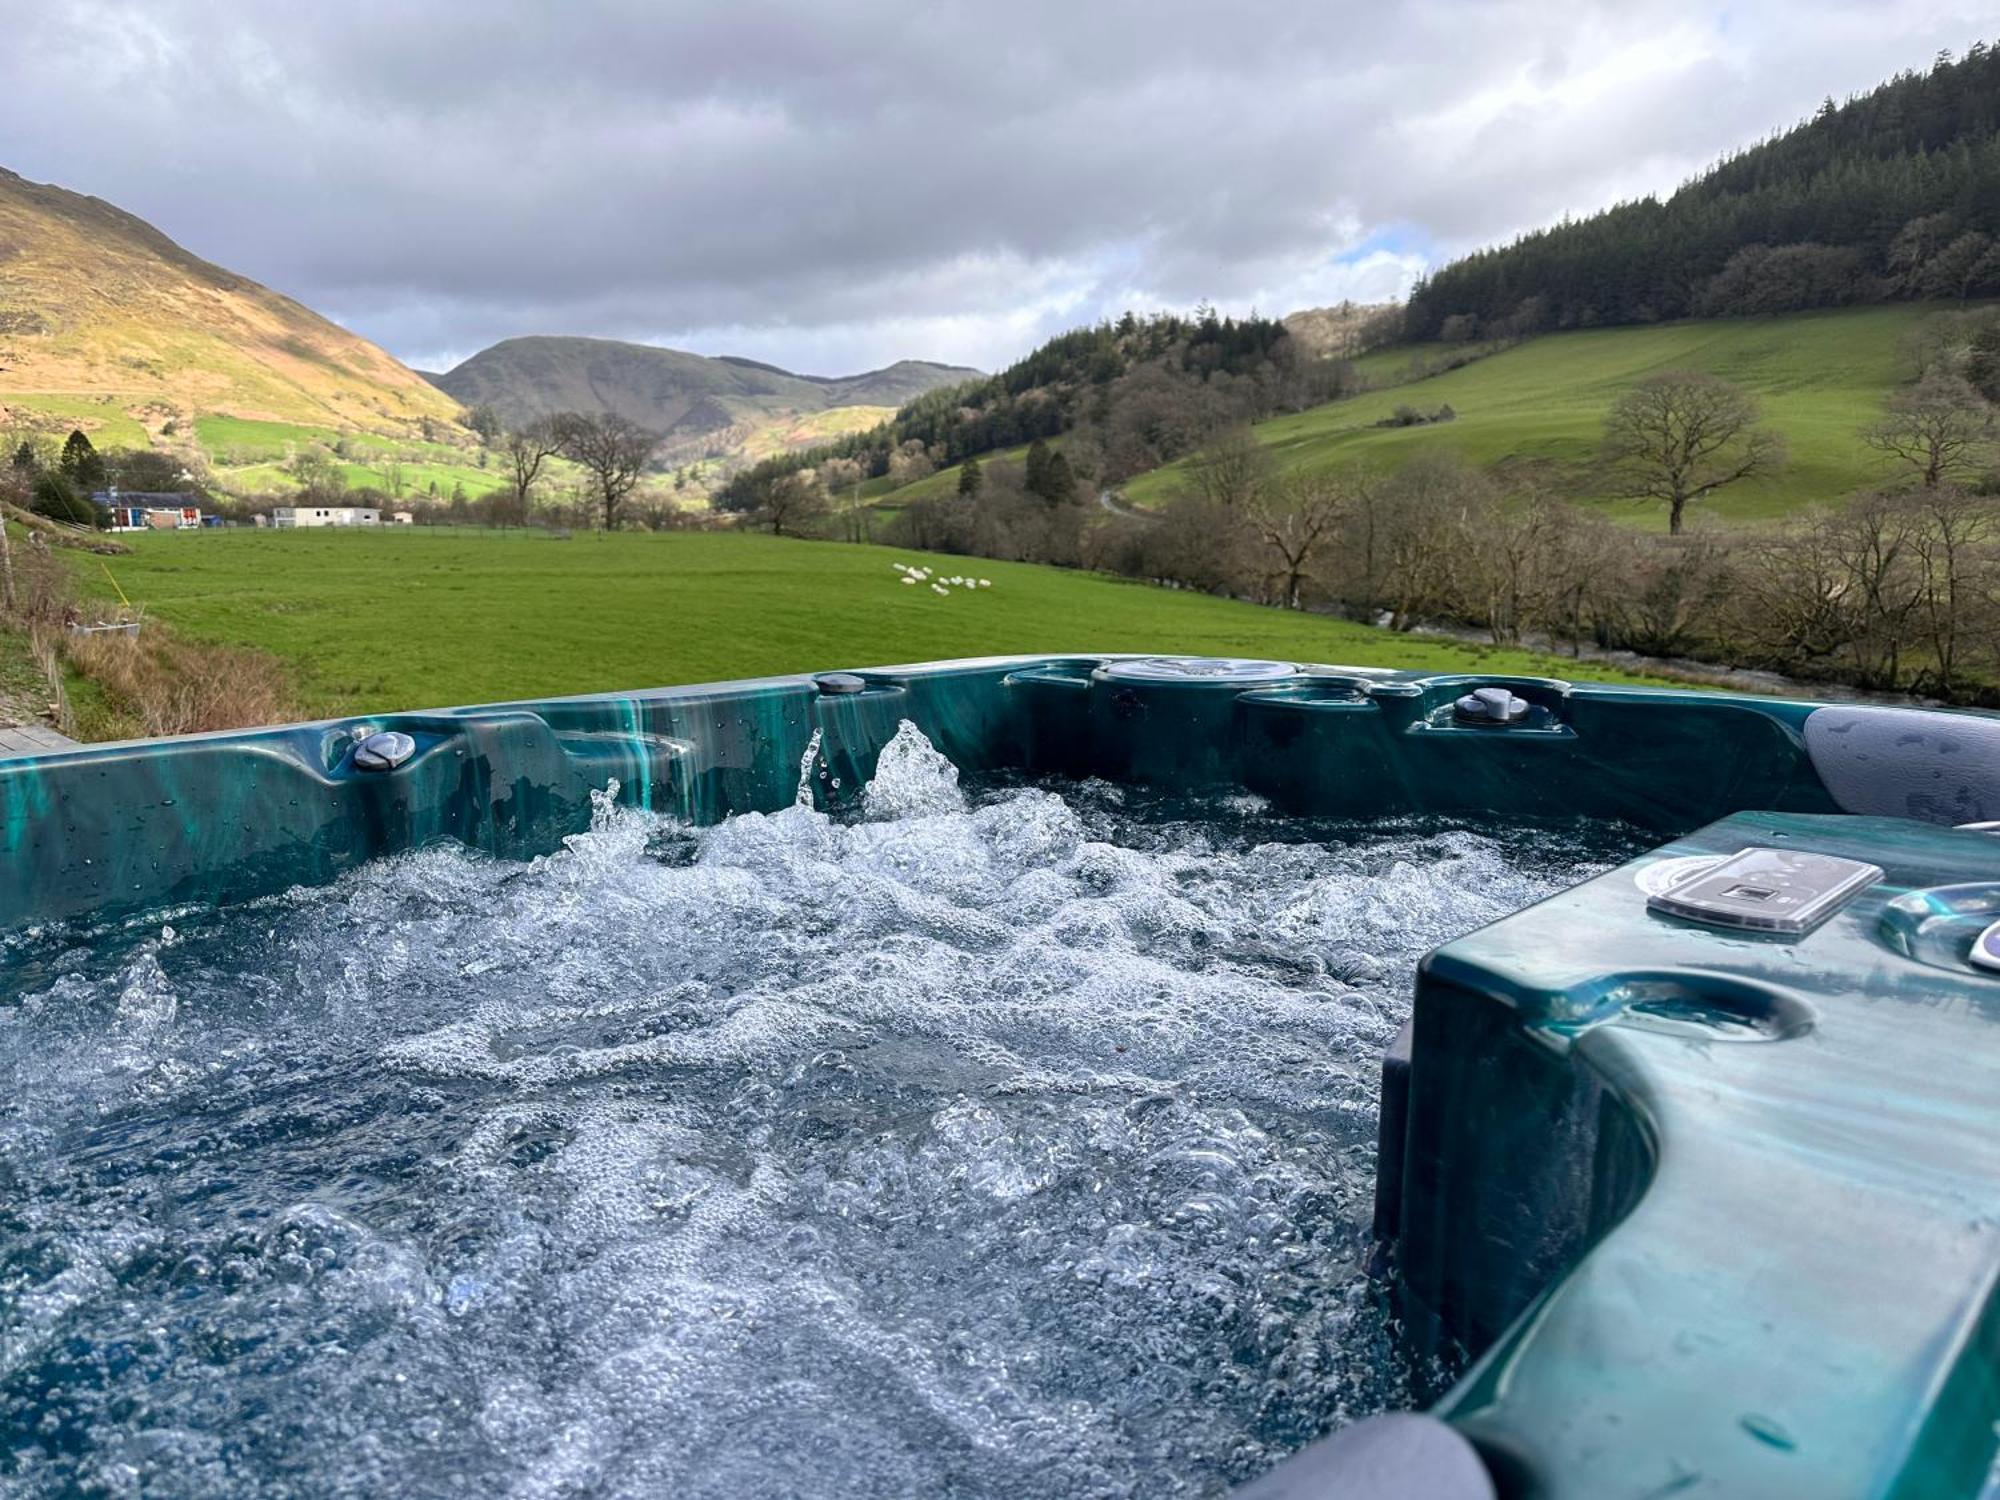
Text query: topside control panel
1645 846 1882 936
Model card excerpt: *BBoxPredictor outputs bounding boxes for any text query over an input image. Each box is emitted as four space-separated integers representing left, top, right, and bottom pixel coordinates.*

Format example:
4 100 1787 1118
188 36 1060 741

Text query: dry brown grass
10 533 79 627
64 629 296 738
3 513 294 740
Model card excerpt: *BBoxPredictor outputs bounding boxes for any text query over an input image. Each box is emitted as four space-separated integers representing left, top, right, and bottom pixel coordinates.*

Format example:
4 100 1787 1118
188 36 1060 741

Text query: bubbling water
0 724 1640 1499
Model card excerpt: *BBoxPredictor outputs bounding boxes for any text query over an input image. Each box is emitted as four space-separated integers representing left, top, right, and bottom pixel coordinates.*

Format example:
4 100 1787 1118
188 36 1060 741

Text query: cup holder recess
1878 884 2000 976
1533 972 1813 1045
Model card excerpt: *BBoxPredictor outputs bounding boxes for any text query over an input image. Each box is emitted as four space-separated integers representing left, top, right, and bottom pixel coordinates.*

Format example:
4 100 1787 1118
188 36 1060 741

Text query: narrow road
1097 489 1153 520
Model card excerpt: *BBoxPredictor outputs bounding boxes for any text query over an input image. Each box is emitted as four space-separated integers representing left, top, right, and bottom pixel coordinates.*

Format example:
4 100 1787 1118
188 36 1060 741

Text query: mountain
1407 41 2000 339
426 336 980 438
0 167 458 442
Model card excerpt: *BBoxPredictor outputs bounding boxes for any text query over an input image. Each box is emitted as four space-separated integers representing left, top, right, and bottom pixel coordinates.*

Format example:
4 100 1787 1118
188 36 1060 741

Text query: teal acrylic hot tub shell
1404 810 2000 1498
1 654 1996 1498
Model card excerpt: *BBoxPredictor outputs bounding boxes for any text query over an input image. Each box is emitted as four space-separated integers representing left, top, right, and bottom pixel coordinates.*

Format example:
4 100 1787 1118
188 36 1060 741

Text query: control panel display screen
1646 847 1882 935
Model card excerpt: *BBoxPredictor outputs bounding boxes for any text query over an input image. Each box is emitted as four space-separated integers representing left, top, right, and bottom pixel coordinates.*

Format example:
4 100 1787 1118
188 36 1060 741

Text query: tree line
715 306 1366 517
1404 42 2000 341
801 306 2000 703
7 411 680 532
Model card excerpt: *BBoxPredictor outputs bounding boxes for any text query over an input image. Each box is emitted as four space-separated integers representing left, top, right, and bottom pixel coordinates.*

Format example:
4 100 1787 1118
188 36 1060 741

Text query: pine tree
957 455 982 498
1024 438 1052 498
1405 42 2000 335
1041 450 1076 506
10 441 35 473
58 429 106 489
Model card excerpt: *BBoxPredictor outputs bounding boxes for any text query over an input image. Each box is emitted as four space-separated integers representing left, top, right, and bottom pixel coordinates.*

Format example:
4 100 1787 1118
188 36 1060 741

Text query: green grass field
192 415 341 453
80 529 1658 717
860 439 1056 509
191 414 513 501
1115 305 1937 523
4 394 155 448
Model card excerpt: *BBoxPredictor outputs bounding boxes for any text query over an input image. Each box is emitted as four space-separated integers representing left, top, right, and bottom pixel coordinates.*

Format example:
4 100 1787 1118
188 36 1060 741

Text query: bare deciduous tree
1737 514 1864 669
500 417 565 526
1907 485 1997 695
1602 528 1738 657
1247 472 1345 608
1598 371 1784 534
1469 489 1568 645
1184 426 1275 511
886 440 935 487
1377 452 1487 630
1826 490 1924 688
758 471 828 538
553 412 659 530
1863 370 1993 488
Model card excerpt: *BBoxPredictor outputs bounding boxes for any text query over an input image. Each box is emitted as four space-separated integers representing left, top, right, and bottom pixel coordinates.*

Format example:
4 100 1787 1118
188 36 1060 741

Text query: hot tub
2 654 1996 1498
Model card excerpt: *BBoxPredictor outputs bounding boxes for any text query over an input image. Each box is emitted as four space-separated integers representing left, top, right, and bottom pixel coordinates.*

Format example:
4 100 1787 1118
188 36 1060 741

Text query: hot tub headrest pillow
1803 704 2000 826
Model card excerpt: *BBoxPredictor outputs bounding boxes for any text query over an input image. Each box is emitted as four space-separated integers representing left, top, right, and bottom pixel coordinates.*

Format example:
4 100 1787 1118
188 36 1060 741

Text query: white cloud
0 1 1988 373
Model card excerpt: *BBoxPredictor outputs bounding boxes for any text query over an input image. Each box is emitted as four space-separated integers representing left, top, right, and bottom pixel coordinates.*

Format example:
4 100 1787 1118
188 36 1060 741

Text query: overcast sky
2 2 1990 375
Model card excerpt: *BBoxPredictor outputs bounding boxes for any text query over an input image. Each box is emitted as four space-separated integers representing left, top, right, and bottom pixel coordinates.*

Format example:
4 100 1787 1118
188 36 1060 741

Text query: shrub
30 472 101 527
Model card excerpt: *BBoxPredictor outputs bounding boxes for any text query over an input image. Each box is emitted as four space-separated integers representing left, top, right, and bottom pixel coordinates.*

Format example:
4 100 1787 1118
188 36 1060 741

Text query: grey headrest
1803 705 2000 825
1231 1413 1494 1499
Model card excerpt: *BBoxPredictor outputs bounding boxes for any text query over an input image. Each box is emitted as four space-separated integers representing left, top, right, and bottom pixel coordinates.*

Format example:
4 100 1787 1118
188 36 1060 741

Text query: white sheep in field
931 583 949 596
978 579 992 587
901 576 917 585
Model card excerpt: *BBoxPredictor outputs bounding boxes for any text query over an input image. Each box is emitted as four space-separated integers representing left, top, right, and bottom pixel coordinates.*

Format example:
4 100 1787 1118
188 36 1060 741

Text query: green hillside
1122 305 1935 523
0 166 975 504
1405 43 2000 337
859 439 1053 508
190 414 515 501
77 530 1656 717
0 166 461 444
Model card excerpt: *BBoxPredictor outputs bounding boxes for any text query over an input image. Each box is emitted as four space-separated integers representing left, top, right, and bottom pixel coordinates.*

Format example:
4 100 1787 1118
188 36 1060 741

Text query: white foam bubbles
0 724 1639 1498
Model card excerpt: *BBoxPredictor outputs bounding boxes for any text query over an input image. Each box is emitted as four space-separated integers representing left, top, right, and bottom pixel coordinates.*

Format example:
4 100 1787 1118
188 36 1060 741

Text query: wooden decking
0 723 78 757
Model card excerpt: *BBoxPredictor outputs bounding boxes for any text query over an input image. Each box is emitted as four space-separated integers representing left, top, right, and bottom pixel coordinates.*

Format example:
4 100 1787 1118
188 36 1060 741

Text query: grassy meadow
5 394 156 449
1112 306 1933 522
192 414 514 501
78 528 1660 718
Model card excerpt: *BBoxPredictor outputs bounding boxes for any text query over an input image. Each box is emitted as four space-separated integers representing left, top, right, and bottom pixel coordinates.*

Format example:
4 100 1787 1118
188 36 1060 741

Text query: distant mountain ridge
426 336 981 438
0 166 458 438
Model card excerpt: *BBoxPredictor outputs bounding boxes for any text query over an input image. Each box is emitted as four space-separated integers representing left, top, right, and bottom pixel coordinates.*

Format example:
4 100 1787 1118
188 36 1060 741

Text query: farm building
89 491 205 531
270 506 381 528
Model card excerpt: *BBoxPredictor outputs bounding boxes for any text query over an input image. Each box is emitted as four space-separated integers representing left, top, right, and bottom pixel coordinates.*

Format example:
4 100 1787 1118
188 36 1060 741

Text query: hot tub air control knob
352 730 416 772
1453 687 1530 725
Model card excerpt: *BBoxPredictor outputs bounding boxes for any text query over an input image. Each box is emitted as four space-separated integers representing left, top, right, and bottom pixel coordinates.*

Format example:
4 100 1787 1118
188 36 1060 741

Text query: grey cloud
0 0 1988 372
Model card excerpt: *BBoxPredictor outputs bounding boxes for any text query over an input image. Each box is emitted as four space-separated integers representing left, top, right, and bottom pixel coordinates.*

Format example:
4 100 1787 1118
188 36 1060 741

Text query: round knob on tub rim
1453 686 1531 725
352 730 417 772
